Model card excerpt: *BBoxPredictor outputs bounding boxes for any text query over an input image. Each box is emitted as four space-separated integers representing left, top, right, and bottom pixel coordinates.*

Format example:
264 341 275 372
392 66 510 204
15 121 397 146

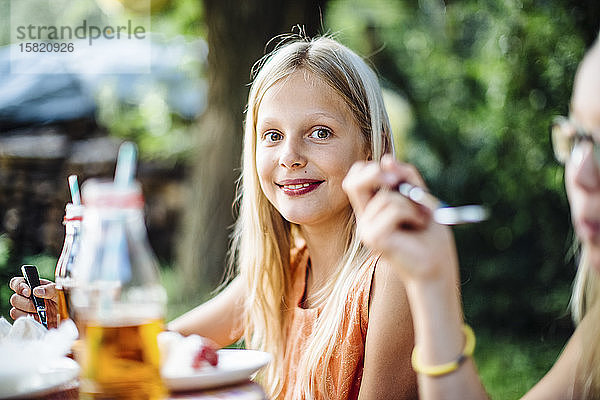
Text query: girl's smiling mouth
276 179 324 196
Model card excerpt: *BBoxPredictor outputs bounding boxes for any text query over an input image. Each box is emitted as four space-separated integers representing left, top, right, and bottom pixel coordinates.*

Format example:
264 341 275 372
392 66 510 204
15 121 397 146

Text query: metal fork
397 183 489 225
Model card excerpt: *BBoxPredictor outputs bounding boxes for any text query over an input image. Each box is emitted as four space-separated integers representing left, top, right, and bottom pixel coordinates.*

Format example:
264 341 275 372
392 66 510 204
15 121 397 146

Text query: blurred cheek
565 165 580 212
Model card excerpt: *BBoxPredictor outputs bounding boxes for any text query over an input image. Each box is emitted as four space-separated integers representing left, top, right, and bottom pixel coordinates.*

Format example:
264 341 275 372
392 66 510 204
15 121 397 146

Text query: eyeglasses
551 116 600 168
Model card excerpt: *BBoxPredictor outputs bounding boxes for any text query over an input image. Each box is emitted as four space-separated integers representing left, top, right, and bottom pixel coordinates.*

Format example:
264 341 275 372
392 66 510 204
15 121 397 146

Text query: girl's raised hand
343 154 458 283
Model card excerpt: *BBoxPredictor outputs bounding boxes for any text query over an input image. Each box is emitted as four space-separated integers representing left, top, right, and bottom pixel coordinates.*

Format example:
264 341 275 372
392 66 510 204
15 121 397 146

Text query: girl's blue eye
310 128 331 140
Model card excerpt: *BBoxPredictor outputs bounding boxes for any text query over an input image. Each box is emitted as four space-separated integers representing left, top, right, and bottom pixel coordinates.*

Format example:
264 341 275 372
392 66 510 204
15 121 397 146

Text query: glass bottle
55 202 83 325
71 179 167 400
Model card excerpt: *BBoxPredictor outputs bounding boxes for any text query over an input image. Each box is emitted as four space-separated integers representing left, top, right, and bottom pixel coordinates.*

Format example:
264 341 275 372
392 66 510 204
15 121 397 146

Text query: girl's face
566 49 600 268
255 69 368 229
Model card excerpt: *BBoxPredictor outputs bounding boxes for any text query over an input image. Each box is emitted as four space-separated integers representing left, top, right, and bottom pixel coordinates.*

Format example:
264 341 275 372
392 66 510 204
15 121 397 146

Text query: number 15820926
19 42 74 52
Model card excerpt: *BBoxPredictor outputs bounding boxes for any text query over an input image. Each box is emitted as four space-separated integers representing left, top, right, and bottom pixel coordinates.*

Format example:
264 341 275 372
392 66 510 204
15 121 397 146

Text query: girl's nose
279 139 307 169
571 142 600 191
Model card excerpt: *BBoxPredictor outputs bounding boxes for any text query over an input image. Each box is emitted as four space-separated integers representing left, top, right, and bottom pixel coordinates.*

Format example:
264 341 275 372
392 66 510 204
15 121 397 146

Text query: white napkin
2 315 46 341
0 316 78 394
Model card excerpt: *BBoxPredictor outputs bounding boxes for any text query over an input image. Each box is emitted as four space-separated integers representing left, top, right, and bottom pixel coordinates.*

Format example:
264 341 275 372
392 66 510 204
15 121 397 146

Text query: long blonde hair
229 35 394 398
569 245 600 398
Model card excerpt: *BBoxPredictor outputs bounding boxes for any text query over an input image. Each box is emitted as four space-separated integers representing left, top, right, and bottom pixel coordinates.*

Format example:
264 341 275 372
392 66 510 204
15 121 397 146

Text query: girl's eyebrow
256 118 277 128
309 111 345 124
258 111 344 127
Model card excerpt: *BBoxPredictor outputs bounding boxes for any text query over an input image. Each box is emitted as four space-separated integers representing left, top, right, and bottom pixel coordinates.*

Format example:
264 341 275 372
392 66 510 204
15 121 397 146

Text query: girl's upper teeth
284 183 311 189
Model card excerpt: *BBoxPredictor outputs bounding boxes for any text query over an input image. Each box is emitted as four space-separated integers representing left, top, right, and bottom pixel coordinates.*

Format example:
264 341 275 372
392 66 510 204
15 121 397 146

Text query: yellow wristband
411 324 476 377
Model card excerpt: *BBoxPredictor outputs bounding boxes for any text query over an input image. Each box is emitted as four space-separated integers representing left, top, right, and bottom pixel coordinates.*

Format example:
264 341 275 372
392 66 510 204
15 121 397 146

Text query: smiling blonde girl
234 35 417 399
9 35 417 400
171 35 417 399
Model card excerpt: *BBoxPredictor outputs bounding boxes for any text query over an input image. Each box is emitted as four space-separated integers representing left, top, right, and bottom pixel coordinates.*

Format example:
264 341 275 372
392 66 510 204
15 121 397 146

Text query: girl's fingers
360 200 454 279
32 282 58 301
353 166 457 279
10 277 56 299
343 160 398 215
10 292 36 313
380 154 427 188
344 156 431 217
357 191 428 252
346 156 458 280
10 307 35 321
343 161 377 215
361 190 428 232
9 277 30 297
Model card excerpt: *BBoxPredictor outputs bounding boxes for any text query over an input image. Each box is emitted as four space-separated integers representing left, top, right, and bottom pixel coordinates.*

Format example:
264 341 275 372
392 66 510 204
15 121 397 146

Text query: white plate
0 357 80 399
162 349 271 392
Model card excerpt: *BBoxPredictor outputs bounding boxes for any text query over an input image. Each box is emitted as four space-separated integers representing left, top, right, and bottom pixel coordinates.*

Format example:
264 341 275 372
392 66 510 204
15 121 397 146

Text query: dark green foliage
475 328 566 397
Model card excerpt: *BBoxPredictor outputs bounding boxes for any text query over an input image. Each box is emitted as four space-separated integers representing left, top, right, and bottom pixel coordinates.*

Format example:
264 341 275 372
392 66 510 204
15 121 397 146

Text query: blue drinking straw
114 142 138 188
68 175 81 206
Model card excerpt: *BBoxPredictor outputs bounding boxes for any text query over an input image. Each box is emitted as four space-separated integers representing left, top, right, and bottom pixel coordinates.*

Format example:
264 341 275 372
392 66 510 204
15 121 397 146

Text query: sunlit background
0 0 599 397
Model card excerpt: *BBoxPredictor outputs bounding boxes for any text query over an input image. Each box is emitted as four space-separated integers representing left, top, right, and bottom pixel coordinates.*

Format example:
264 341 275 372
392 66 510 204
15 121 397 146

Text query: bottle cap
64 203 84 221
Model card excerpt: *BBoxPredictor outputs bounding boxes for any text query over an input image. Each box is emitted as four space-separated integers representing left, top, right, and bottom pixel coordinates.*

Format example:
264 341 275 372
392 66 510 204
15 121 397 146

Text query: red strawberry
191 344 219 369
201 346 219 367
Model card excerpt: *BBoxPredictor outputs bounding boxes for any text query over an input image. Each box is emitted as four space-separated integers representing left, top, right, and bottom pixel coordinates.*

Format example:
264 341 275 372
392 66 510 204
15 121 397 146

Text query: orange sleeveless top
279 246 378 400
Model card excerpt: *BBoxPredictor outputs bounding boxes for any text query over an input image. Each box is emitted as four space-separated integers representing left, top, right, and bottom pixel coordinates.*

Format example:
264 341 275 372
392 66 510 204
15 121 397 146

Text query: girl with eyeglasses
343 36 600 398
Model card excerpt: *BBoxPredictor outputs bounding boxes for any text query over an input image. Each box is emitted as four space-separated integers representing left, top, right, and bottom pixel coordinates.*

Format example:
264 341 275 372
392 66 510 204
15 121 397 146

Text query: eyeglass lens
551 117 600 168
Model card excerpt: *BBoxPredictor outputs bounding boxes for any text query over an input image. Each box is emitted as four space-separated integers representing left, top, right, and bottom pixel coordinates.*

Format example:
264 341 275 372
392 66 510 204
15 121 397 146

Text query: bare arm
167 277 245 348
405 277 488 399
344 155 488 400
358 259 417 400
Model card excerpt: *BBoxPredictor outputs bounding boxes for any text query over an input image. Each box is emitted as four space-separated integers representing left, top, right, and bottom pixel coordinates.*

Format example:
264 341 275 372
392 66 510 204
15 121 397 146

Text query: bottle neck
64 219 82 235
82 206 147 232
